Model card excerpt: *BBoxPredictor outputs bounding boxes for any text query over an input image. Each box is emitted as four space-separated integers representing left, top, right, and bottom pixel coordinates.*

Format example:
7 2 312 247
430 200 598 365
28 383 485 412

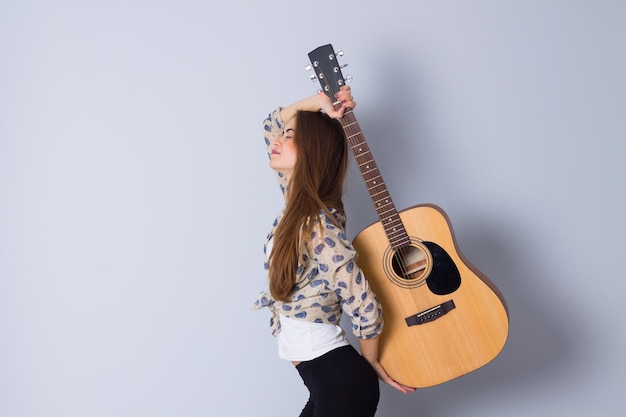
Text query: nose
273 136 285 146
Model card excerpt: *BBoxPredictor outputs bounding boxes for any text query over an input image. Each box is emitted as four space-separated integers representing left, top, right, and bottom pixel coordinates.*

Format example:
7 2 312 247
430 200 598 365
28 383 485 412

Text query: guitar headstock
307 44 350 102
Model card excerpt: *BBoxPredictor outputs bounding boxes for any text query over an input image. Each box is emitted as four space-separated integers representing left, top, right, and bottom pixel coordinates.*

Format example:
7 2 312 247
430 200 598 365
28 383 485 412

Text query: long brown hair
269 110 348 301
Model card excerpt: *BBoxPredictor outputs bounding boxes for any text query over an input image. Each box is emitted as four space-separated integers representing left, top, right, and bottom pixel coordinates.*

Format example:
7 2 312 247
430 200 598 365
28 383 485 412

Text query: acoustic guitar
307 44 509 388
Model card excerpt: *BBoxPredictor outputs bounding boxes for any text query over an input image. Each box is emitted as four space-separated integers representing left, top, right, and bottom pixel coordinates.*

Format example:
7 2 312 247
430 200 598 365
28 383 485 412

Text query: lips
271 149 280 155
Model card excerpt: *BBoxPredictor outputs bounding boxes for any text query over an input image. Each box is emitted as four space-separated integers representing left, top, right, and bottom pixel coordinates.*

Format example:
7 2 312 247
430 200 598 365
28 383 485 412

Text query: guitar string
322 63 411 280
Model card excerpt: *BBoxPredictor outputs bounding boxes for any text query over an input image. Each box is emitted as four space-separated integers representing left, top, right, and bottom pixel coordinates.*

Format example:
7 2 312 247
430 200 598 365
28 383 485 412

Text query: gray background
1 1 624 416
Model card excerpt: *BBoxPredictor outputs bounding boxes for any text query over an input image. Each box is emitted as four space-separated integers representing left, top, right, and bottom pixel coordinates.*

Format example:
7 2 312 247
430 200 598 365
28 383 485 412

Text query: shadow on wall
342 47 578 416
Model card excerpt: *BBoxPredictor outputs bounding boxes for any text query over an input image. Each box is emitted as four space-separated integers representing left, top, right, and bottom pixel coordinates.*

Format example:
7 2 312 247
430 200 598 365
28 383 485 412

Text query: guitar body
353 204 509 388
307 44 509 389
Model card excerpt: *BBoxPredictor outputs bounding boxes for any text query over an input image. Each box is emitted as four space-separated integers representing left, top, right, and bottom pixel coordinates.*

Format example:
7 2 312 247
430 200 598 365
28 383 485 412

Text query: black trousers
296 345 380 417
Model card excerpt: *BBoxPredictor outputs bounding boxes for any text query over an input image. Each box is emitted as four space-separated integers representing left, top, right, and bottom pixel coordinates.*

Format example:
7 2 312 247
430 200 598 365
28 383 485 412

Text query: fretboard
340 108 410 249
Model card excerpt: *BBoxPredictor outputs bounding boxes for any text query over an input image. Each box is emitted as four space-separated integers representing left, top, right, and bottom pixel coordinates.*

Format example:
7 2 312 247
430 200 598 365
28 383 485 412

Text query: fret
350 143 371 153
351 147 371 157
383 219 400 230
383 215 402 225
370 189 390 200
365 180 382 187
384 219 407 231
375 205 395 214
365 174 383 182
352 153 374 164
365 174 383 184
362 171 380 179
367 183 388 195
342 119 358 128
376 209 396 219
374 200 393 211
384 221 403 232
386 233 410 248
387 231 409 244
373 198 393 210
377 207 397 217
374 197 392 205
357 158 376 167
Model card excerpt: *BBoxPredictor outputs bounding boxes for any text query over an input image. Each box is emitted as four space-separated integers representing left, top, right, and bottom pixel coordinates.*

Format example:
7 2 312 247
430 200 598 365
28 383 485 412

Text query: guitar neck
340 108 410 249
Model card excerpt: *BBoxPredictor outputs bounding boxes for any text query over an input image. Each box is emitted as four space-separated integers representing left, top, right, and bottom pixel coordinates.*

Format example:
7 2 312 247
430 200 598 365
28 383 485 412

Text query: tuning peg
305 64 312 71
310 73 317 82
336 49 344 57
345 75 353 82
333 63 348 74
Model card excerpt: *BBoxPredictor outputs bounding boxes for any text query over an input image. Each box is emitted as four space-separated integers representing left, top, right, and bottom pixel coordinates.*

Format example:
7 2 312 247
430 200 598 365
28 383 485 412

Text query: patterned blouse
252 108 384 340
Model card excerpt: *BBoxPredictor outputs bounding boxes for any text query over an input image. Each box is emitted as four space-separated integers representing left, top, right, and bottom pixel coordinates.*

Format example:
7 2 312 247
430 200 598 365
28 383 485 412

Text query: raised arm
262 86 356 194
278 86 356 124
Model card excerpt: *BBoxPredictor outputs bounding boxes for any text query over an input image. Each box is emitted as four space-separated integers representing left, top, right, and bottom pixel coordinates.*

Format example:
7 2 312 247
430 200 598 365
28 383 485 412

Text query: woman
253 86 414 416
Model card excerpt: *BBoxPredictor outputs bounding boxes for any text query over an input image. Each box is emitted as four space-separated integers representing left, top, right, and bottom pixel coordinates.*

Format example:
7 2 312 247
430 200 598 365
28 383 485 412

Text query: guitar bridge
405 300 456 326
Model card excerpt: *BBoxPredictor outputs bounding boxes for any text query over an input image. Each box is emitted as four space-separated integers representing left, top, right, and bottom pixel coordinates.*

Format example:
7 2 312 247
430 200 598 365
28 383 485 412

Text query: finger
339 93 353 103
335 86 353 101
374 365 416 394
389 380 415 394
329 106 346 119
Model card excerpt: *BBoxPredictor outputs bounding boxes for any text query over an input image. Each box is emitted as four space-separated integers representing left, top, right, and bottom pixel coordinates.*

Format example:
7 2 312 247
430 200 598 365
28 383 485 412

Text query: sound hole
384 239 462 293
393 245 428 281
384 241 433 289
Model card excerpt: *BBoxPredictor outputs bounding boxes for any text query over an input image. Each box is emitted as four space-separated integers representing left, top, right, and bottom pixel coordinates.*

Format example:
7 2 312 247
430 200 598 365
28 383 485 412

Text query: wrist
279 94 326 122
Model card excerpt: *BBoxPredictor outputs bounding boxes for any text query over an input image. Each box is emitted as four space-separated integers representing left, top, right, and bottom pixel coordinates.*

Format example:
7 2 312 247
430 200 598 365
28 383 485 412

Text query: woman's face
269 117 298 178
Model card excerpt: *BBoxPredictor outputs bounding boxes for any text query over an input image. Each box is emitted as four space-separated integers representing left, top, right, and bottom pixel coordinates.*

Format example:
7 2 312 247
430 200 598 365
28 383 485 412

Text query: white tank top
276 315 349 361
267 236 350 361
